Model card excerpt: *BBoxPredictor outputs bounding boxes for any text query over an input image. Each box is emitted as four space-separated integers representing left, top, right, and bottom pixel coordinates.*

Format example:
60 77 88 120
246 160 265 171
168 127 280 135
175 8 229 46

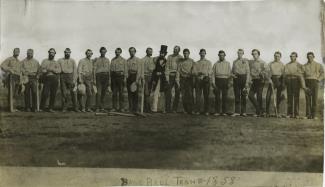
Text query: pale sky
0 0 322 64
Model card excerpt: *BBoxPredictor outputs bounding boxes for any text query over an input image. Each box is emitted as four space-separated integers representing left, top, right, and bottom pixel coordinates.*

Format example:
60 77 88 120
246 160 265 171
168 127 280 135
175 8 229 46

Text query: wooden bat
140 80 144 114
36 80 40 112
9 75 13 112
95 112 137 117
270 83 278 117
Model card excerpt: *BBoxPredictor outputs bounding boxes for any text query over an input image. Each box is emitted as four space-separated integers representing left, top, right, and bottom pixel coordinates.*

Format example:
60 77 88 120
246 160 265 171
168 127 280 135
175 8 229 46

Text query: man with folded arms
40 48 61 112
77 49 95 112
302 52 324 120
193 49 212 115
110 48 127 112
165 45 183 113
212 50 231 116
21 49 40 112
231 49 250 117
58 48 78 112
93 47 111 112
177 48 195 114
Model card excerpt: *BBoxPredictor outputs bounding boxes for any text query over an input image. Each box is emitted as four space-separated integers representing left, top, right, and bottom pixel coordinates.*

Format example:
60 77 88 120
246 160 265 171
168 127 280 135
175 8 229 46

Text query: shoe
74 109 80 112
221 113 227 116
25 108 31 112
172 110 177 113
214 113 220 116
62 109 67 113
204 112 209 116
253 114 258 117
95 108 100 112
48 109 55 113
312 117 318 120
86 108 93 112
81 109 86 113
241 113 247 117
231 113 240 117
110 108 117 112
194 112 200 115
162 110 167 114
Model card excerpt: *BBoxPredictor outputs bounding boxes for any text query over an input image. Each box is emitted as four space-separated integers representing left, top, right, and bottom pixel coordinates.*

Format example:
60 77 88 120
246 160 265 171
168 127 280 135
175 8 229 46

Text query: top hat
160 45 168 53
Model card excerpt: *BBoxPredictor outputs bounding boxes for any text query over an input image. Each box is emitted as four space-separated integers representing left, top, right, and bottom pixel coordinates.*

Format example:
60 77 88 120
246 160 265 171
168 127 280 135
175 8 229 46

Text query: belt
286 75 299 79
96 72 109 75
215 75 229 79
271 75 282 78
169 72 177 76
128 71 137 74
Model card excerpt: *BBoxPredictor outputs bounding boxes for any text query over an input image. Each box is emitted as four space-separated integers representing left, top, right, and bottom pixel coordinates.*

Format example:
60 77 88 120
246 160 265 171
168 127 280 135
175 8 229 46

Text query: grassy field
0 85 323 172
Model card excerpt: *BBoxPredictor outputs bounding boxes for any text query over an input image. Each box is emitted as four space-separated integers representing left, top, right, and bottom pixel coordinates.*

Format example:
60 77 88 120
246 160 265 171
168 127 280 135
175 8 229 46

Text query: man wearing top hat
151 45 168 113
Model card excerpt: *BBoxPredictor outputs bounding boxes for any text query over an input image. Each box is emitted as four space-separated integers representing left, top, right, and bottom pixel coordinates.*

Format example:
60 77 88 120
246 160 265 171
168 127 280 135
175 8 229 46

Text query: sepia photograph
0 0 324 186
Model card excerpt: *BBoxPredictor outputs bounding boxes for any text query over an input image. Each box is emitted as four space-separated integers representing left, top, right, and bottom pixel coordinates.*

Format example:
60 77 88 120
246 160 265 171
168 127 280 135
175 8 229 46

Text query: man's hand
303 87 311 95
107 86 112 93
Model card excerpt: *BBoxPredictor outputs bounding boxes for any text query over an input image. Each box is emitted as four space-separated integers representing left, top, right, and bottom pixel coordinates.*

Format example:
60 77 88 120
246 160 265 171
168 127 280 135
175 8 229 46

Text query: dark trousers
24 76 37 111
8 74 21 110
127 73 138 112
96 72 109 109
233 75 247 114
305 79 319 118
111 72 124 110
144 75 152 112
60 73 77 110
165 74 180 112
214 77 229 114
78 75 93 110
40 75 59 110
286 78 300 117
181 76 194 113
195 76 210 113
266 76 284 114
248 79 264 115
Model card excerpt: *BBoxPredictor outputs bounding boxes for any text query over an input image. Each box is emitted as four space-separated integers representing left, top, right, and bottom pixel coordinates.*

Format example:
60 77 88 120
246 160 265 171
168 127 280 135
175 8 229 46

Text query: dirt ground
0 85 323 172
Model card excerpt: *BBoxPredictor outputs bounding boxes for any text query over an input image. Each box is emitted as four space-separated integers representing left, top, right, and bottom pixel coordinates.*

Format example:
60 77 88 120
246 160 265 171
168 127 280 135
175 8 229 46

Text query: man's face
64 51 71 59
49 50 56 59
274 53 281 62
183 51 190 59
86 51 93 58
115 49 121 56
27 50 33 59
218 53 225 61
199 51 206 59
237 50 244 58
252 51 259 60
307 54 314 62
13 49 20 57
146 49 153 57
129 48 136 57
159 52 167 58
290 54 297 62
173 47 180 55
100 49 107 56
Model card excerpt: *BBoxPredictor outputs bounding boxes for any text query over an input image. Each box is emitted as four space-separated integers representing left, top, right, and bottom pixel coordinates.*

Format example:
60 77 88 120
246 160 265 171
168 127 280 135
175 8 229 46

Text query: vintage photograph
0 0 324 186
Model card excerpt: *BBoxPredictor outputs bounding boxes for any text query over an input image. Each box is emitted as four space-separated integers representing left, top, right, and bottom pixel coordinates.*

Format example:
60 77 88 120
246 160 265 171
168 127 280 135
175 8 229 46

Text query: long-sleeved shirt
141 56 155 77
165 54 183 77
232 58 250 75
78 58 94 81
303 61 324 81
0 56 21 76
21 58 40 76
41 59 61 76
178 58 195 79
249 58 269 80
58 57 77 82
284 61 304 77
93 56 110 74
212 60 231 80
110 56 127 76
268 61 284 76
193 58 212 78
126 56 142 81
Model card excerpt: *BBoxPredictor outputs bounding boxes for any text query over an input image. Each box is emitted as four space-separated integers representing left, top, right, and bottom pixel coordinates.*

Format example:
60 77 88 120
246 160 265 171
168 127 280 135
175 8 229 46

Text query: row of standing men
1 45 324 119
